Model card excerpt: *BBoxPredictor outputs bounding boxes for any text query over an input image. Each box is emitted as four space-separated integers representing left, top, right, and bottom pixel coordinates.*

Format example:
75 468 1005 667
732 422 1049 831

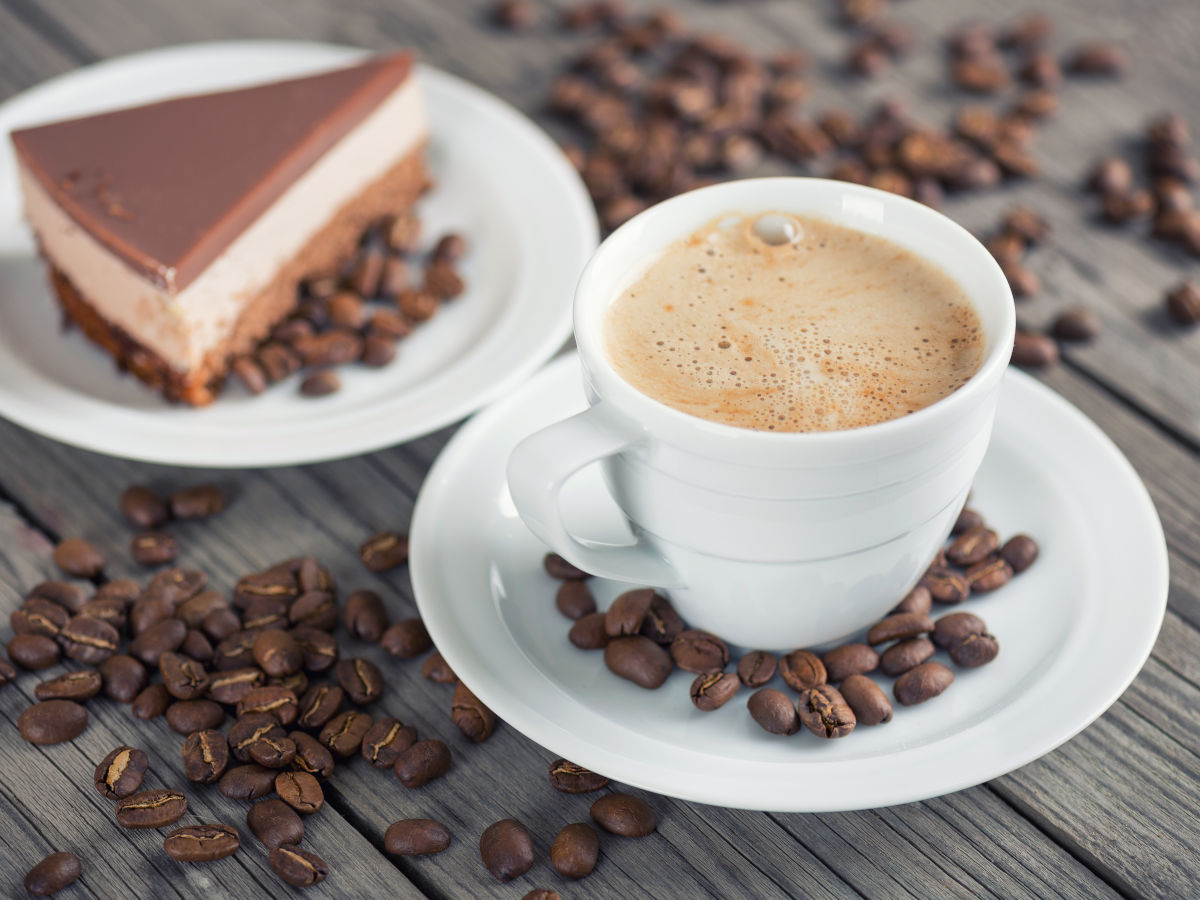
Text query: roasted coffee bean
422 651 457 683
362 718 417 769
1087 156 1133 195
952 508 985 535
1000 534 1040 573
797 684 856 739
452 682 496 742
385 818 451 856
369 307 412 341
1011 330 1059 368
894 661 955 706
241 597 288 632
78 597 127 631
867 613 934 646
327 290 367 329
569 612 610 650
204 667 262 705
167 700 224 735
252 630 302 678
544 553 590 580
1166 282 1200 325
946 527 1000 566
24 852 82 896
431 233 467 264
690 671 740 711
491 0 535 30
220 764 278 801
397 287 439 321
248 735 297 769
269 670 307 697
0 656 14 686
276 770 323 814
232 356 268 393
893 584 933 616
178 590 228 628
336 658 384 705
394 739 451 788
212 632 257 671
129 595 172 637
116 789 187 829
1068 42 1129 76
159 652 209 700
234 571 299 609
380 618 431 659
591 792 657 837
359 531 408 572
27 580 90 613
36 669 102 702
965 556 1013 592
290 627 339 672
270 844 328 887
555 581 596 621
121 485 169 528
480 818 535 882
144 566 207 606
778 649 827 691
53 538 105 578
230 713 286 761
361 335 398 367
424 263 464 300
736 650 777 688
9 633 60 670
822 643 880 682
549 822 599 878
605 635 672 689
171 484 226 519
933 612 988 650
523 891 560 900
299 369 341 397
921 566 971 604
604 588 654 637
130 616 186 667
12 599 70 638
950 631 1001 667
547 759 608 795
59 616 120 665
163 824 240 862
19 699 87 744
94 745 148 799
670 629 729 674
344 590 389 642
297 684 343 730
748 688 801 735
130 532 178 567
132 684 171 719
182 730 229 784
248 798 305 850
880 637 936 676
839 674 893 726
290 731 336 779
320 710 374 758
284 591 335 632
638 593 686 644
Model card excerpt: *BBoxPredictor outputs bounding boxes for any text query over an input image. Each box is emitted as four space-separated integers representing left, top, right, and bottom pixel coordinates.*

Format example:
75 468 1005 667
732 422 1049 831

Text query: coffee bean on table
205 667 261 706
778 649 827 691
797 684 857 739
748 688 801 735
394 739 451 788
19 699 87 744
344 590 390 642
159 652 209 700
320 710 374 758
0 656 15 686
421 650 457 683
24 852 82 896
922 566 971 604
385 818 452 856
297 684 343 730
270 844 329 887
737 651 777 688
548 759 609 794
822 644 880 682
867 613 935 646
9 633 60 670
670 629 730 674
361 718 417 769
247 735 297 769
180 629 214 665
949 631 1001 667
946 527 1000 566
1000 534 1039 573
965 556 1013 592
290 627 339 672
167 700 224 735
171 484 226 519
12 599 69 638
163 824 240 862
249 798 306 849
94 745 148 799
116 789 188 829
544 553 590 580
894 661 955 706
221 765 278 801
480 818 535 882
335 658 384 705
839 674 894 726
290 732 336 779
569 612 610 650
276 770 323 814
36 669 102 701
605 636 673 689
234 570 298 609
253 630 302 678
132 684 171 719
54 538 105 578
591 793 657 837
121 485 169 528
452 682 497 742
605 588 654 637
1166 282 1200 325
60 615 120 665
932 611 987 649
129 616 187 666
892 584 933 616
550 822 599 878
131 532 179 567
879 637 936 676
182 730 229 784
1011 331 1059 368
381 618 432 659
555 581 596 620
690 671 740 711
360 531 408 572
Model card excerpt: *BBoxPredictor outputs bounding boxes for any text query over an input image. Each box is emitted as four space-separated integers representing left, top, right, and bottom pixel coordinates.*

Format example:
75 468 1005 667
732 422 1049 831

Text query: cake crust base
44 145 429 405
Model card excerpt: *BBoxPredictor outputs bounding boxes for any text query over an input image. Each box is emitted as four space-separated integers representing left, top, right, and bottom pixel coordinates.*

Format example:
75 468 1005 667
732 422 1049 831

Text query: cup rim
572 176 1016 449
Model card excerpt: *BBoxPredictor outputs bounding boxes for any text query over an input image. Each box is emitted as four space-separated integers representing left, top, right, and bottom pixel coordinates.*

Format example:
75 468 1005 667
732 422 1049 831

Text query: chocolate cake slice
11 52 428 405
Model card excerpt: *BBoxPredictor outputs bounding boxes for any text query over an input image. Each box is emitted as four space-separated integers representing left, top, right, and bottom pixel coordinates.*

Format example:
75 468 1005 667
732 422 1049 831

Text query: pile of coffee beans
549 503 1034 740
228 213 469 400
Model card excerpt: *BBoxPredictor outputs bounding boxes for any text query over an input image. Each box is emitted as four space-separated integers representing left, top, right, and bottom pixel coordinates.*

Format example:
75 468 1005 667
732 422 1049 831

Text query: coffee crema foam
603 212 985 432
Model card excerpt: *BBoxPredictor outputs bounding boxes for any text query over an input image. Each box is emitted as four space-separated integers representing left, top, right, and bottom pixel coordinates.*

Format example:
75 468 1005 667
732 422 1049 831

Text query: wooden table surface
1 0 1198 897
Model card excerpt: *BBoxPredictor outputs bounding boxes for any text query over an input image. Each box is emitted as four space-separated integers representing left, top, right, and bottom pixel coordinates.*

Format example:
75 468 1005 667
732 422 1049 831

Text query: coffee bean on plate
748 688 801 735
549 758 610 794
778 649 827 691
132 684 171 719
299 369 341 397
131 532 179 567
320 710 374 758
167 699 225 735
921 566 971 604
361 718 417 769
171 484 226 519
276 770 323 814
892 584 933 616
270 844 329 887
360 531 408 572
290 732 336 779
9 633 60 670
35 669 102 702
868 613 935 647
394 739 451 788
160 652 210 700
19 699 87 744
335 658 384 705
480 818 535 882
839 674 893 726
638 594 686 644
946 527 1000 566
182 730 229 784
54 538 105 578
605 588 654 637
949 631 1001 667
894 661 955 706
690 671 740 711
421 650 457 683
736 650 777 688
822 643 879 682
221 765 279 801
1000 534 1039 572
116 789 188 829
932 611 987 649
604 636 672 688
24 852 82 896
670 629 729 674
569 612 610 650
879 637 936 676
797 684 856 739
385 818 452 856
163 824 240 862
452 682 496 742
550 822 599 878
555 582 596 620
965 556 1013 591
591 793 657 837
94 745 148 799
544 553 590 580
344 590 389 642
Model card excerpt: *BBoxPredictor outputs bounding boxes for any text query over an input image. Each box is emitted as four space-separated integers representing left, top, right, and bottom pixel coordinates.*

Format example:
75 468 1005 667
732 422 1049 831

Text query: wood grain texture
0 0 1198 897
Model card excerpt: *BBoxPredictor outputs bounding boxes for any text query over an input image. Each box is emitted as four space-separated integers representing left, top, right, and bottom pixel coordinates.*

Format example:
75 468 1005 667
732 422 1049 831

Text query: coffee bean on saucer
932 611 987 649
452 682 496 742
381 618 431 659
422 651 457 683
94 745 148 799
35 669 101 702
54 538 105 578
270 845 328 887
276 770 323 814
171 484 226 520
797 684 856 739
24 852 82 896
892 585 933 616
544 553 590 581
480 818 535 882
952 507 984 535
291 732 336 779
163 824 240 862
398 288 439 321
116 789 188 829
839 674 893 725
894 661 955 706
299 369 341 397
737 651 777 688
1011 331 1059 368
336 658 384 705
1000 534 1040 572
605 588 654 637
690 671 740 711
555 582 596 620
778 649 827 691
182 730 229 784
867 613 934 646
748 688 800 735
950 631 1001 667
822 643 879 682
670 630 729 674
569 612 611 650
605 636 672 689
591 793 657 837
9 633 60 670
132 684 171 719
946 527 1000 566
549 759 610 794
321 710 374 758
965 556 1013 592
879 637 936 676
130 532 179 567
167 700 225 735
344 590 389 642
362 718 417 769
221 765 279 801
385 819 452 856
395 739 451 788
360 531 408 572
921 566 971 604
638 594 686 644
19 699 87 744
551 822 599 878
232 357 268 394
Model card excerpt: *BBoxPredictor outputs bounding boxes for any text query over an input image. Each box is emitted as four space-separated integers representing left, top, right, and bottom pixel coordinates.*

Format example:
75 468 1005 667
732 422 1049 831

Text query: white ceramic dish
0 41 597 467
411 352 1169 812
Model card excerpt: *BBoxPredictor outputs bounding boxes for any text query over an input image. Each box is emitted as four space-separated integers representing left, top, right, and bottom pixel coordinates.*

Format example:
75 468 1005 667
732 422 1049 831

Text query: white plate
0 41 597 467
411 352 1168 812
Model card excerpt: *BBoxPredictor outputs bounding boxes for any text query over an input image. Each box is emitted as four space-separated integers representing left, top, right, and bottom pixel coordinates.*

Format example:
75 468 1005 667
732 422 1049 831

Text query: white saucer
0 41 597 467
411 352 1168 812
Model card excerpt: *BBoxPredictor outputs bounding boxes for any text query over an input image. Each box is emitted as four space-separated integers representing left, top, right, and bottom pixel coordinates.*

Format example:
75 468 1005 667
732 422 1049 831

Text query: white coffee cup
507 178 1015 650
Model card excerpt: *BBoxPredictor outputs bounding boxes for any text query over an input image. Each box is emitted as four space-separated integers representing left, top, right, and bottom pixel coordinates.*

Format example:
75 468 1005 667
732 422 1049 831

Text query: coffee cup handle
507 404 682 588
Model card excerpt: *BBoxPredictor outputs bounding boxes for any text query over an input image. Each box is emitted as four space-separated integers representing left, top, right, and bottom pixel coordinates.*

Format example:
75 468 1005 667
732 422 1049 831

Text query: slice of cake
10 52 428 405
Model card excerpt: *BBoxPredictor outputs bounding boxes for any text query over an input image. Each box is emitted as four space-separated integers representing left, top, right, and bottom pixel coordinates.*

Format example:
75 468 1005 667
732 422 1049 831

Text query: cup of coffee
507 178 1015 650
